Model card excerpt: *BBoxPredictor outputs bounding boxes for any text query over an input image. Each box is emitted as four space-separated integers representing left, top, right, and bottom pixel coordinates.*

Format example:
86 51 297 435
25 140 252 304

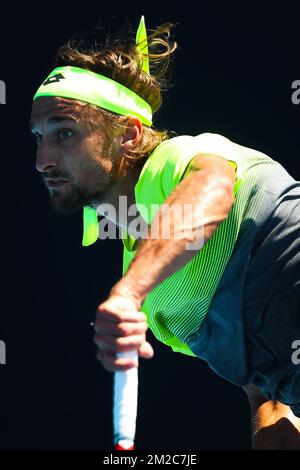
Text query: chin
46 179 89 214
49 192 83 214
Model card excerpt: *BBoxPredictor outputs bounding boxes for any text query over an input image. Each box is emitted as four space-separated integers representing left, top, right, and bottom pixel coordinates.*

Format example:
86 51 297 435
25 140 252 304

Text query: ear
120 116 143 156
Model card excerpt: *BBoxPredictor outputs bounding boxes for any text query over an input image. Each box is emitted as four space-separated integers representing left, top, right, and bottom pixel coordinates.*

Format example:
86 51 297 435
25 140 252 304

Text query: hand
94 294 154 372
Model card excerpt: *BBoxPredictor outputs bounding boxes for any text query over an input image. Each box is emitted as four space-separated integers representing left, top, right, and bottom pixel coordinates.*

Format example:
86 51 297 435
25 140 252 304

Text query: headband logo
43 73 65 86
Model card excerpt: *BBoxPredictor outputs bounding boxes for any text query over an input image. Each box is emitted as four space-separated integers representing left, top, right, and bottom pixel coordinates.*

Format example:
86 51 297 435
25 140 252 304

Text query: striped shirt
122 133 284 356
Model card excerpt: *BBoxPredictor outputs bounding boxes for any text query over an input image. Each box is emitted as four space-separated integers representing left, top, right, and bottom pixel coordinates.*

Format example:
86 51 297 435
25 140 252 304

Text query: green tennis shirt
121 133 282 356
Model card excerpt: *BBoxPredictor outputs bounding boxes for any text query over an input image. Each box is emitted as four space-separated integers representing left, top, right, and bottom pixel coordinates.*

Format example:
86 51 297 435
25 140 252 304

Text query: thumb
138 341 154 359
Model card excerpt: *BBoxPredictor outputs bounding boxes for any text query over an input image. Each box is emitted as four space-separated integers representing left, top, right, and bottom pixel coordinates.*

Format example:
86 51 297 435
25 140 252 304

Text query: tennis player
30 18 300 449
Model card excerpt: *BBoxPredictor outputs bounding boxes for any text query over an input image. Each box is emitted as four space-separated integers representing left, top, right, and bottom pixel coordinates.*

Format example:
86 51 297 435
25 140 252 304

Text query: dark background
0 2 299 451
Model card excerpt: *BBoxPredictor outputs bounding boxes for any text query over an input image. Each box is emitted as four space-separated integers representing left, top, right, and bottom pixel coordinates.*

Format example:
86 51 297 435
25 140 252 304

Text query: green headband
33 15 150 246
33 65 152 126
33 15 151 127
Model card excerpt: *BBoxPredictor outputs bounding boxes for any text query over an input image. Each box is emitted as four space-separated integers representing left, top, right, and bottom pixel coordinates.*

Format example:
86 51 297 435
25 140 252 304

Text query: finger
138 341 154 359
96 350 138 372
94 333 146 352
94 320 148 337
96 309 147 324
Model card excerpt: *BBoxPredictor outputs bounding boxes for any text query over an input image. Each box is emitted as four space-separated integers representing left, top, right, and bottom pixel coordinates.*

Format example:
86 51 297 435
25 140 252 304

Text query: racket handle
113 351 139 450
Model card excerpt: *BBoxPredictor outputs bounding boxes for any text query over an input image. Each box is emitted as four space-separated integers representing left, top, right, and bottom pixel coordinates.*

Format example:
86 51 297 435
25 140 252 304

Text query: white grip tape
113 351 139 446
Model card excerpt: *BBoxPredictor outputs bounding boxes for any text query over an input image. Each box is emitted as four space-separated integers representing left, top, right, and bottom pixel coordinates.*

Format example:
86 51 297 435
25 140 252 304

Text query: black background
0 2 299 452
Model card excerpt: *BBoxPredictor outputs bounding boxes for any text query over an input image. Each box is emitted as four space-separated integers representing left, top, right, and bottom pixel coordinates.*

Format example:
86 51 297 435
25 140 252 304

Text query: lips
45 179 68 189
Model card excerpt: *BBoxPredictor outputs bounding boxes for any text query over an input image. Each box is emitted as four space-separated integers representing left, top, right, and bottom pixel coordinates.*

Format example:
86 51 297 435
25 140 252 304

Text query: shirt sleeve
161 133 243 198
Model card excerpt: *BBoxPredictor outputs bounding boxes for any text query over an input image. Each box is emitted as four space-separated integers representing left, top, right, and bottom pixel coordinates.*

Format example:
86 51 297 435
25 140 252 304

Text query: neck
92 157 146 234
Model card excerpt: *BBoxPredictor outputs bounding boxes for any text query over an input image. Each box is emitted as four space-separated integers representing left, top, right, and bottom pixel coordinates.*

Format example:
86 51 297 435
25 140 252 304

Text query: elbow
221 180 235 214
217 185 235 222
206 171 236 215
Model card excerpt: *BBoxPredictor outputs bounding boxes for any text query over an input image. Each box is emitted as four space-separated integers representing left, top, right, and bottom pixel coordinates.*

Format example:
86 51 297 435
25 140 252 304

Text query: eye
57 128 74 141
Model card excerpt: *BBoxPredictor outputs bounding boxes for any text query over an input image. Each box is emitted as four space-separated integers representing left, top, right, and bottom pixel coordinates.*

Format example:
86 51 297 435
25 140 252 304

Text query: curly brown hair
54 20 178 163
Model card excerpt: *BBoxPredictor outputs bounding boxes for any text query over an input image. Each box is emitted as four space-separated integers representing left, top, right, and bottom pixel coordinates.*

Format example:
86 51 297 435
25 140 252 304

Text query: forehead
30 96 99 125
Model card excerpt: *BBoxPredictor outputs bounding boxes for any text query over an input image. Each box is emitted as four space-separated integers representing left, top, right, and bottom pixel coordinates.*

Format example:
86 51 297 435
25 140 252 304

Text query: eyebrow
29 114 80 131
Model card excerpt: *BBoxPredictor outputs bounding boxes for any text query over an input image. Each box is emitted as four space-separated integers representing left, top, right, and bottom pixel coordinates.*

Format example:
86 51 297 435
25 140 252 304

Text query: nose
35 141 59 173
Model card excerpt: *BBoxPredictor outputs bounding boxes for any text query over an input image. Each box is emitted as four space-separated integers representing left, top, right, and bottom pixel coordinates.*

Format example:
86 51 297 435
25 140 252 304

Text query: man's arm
111 153 236 308
94 153 236 371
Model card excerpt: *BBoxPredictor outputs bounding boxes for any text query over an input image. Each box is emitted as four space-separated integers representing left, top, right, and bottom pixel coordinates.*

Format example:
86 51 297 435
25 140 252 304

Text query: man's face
30 96 121 213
